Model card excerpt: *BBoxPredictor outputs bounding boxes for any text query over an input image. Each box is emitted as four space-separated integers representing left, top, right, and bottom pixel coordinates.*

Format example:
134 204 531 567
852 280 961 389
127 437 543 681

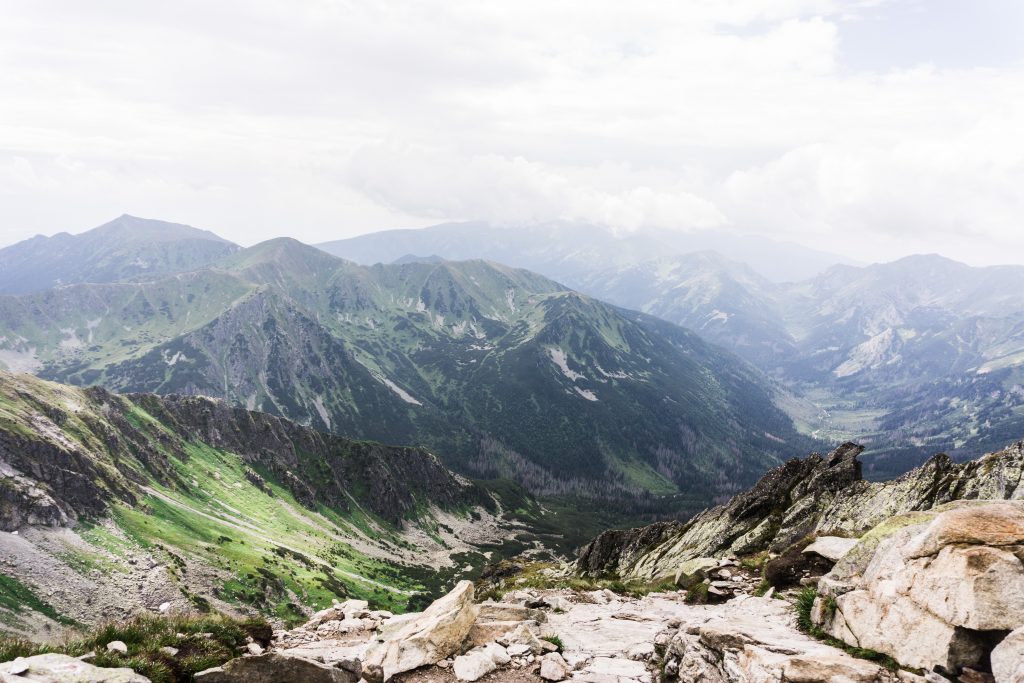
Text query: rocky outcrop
813 501 1024 678
362 580 479 682
0 653 150 682
578 440 1023 582
576 521 683 576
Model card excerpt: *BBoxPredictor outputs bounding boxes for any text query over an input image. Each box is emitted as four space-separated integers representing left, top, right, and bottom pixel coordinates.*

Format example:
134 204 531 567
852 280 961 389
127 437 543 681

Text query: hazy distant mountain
572 251 1024 475
0 237 813 506
0 214 240 294
317 221 856 284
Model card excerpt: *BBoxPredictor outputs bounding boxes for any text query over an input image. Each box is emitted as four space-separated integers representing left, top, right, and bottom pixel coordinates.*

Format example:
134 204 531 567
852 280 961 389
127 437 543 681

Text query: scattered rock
159 646 179 657
452 649 496 682
503 623 546 654
539 652 570 681
106 640 128 654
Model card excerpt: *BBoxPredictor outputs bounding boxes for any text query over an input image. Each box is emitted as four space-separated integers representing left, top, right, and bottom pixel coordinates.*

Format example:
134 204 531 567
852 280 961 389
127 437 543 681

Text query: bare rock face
577 440 1024 583
815 501 1024 675
194 653 356 683
0 653 151 682
362 580 479 682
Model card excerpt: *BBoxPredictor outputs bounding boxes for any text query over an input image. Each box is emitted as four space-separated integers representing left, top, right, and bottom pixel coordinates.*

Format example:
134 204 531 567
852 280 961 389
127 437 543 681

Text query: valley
0 371 528 638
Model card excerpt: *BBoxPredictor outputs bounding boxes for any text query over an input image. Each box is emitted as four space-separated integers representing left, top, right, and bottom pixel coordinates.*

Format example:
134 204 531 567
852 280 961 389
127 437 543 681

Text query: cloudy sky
1 0 1023 265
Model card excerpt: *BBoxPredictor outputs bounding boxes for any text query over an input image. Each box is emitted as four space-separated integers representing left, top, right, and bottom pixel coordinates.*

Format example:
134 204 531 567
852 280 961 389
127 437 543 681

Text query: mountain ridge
0 237 815 506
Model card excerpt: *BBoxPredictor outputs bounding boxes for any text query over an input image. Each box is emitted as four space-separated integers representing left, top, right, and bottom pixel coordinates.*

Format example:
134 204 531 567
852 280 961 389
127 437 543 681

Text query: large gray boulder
0 653 150 682
362 580 479 682
194 653 356 683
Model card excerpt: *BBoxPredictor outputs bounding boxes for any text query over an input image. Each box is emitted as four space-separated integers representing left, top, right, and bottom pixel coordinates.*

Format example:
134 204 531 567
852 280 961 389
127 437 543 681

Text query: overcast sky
1 0 1023 265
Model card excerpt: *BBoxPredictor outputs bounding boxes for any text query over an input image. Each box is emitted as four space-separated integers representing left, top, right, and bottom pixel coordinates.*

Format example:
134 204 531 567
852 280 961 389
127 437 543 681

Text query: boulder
825 588 986 672
803 536 859 562
540 652 571 681
362 580 479 682
816 502 1024 673
194 653 356 683
0 653 150 682
106 640 128 654
452 649 497 682
991 627 1024 683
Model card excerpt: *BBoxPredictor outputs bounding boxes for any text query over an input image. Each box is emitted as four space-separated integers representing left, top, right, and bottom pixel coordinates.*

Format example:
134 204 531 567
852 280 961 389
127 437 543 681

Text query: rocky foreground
1 442 1022 682
4 500 1021 682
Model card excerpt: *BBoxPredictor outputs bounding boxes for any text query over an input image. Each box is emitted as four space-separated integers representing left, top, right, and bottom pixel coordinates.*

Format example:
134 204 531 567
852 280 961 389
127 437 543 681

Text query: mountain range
0 217 811 510
316 221 1024 478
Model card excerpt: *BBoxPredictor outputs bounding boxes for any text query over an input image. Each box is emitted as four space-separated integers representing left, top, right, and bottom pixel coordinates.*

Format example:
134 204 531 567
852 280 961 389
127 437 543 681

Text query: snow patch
505 288 517 313
703 309 730 325
162 350 187 366
596 364 629 380
574 387 599 401
548 347 585 381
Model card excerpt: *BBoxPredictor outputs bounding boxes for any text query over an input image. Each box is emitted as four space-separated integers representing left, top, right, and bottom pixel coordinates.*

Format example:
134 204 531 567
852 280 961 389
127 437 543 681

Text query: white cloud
346 144 725 233
0 0 1021 265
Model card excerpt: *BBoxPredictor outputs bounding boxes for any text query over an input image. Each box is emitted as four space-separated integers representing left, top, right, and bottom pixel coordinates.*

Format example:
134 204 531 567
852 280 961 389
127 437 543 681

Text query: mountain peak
89 214 234 244
0 216 240 294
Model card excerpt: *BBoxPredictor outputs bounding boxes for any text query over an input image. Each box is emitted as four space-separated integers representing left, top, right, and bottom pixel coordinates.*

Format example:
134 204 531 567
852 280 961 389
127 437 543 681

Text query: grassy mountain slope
0 371 514 637
0 215 240 294
0 239 815 505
